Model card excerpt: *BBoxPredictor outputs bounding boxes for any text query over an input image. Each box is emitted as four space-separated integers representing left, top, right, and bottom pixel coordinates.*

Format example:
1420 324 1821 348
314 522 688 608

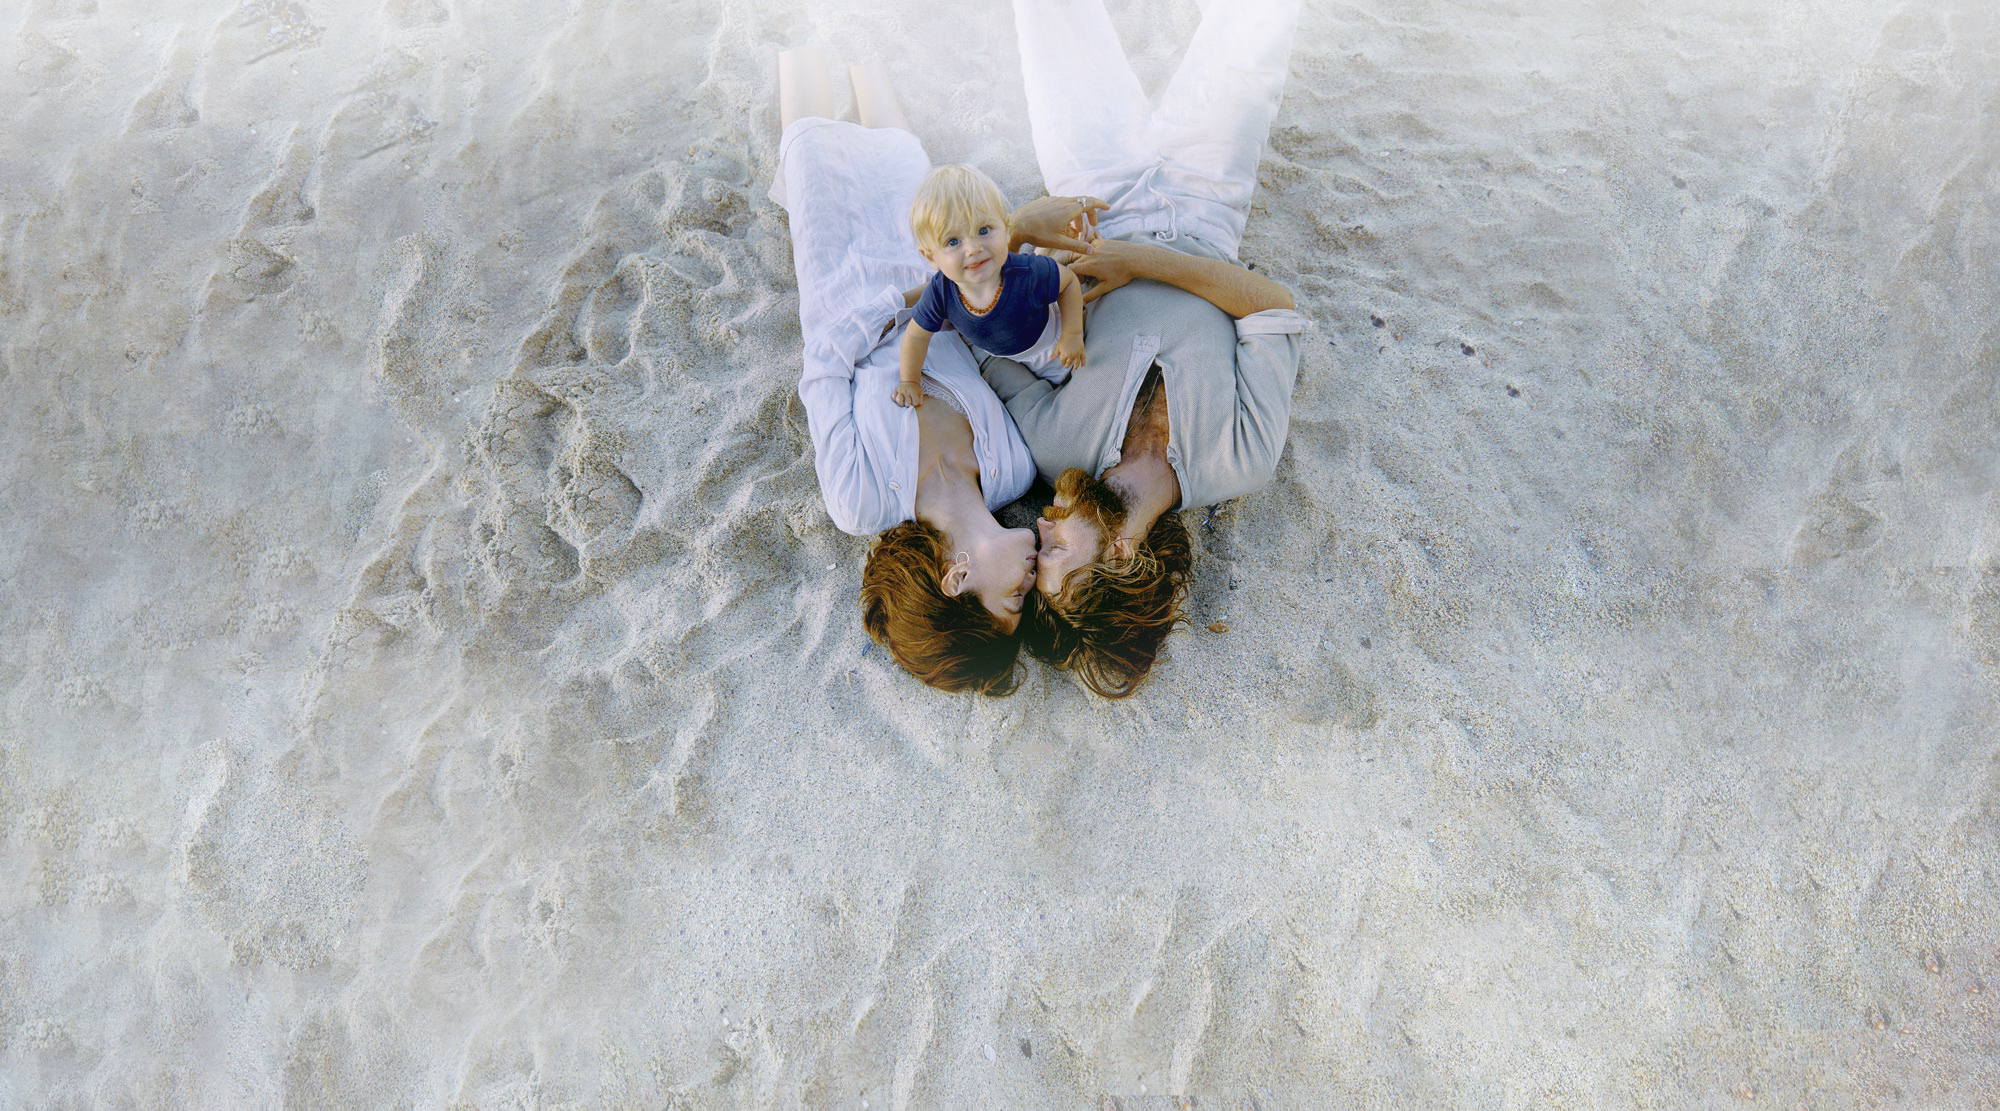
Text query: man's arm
1069 238 1294 318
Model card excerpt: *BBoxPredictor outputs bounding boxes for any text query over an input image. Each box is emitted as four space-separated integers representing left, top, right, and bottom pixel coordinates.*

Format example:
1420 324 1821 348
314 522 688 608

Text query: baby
895 164 1084 407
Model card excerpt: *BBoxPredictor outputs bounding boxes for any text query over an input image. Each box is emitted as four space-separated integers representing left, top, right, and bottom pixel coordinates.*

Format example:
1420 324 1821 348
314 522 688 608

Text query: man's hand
1010 195 1109 254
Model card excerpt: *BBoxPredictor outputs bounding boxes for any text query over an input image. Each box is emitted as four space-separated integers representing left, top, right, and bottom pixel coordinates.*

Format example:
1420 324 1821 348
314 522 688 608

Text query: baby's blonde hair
909 164 1010 254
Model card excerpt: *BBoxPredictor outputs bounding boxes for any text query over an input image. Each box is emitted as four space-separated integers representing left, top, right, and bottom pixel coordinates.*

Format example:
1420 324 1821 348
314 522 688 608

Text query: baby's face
922 214 1010 291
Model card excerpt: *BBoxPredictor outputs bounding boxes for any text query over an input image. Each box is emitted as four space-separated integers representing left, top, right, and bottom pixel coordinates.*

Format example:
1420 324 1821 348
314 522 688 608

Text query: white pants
1012 0 1301 259
992 304 1070 384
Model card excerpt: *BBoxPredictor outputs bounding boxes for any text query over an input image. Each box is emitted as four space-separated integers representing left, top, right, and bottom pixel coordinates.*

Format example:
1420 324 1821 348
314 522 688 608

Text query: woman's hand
1010 195 1108 254
1067 237 1155 304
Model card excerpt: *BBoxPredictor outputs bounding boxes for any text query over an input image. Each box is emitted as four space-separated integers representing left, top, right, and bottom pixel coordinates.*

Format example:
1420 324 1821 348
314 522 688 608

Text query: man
988 0 1308 696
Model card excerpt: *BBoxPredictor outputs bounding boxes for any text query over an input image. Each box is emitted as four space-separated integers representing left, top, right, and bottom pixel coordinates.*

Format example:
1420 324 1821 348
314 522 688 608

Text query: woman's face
959 526 1039 632
1033 492 1107 601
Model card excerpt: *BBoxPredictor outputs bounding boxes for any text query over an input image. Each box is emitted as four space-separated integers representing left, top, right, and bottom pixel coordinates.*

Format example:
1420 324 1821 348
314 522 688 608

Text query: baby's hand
893 380 923 408
1056 332 1085 370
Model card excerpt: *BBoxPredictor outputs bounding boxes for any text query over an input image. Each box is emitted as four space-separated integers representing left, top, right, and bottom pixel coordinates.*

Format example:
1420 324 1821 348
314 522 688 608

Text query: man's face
1033 470 1128 602
1034 501 1106 600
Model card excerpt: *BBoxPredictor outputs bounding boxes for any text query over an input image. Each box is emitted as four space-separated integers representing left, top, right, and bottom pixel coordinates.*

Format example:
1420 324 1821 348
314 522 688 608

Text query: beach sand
2 0 1996 1104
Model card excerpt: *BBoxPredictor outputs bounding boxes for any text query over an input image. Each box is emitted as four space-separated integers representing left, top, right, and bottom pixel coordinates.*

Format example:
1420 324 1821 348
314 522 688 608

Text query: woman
987 0 1311 697
770 51 1100 694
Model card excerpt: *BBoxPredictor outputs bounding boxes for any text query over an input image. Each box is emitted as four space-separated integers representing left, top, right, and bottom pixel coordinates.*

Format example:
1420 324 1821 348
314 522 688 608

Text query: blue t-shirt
910 253 1062 357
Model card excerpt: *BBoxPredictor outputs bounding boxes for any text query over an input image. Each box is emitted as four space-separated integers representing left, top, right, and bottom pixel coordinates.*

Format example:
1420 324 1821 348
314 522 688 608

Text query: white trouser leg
772 119 933 375
1148 0 1301 252
1010 0 1156 202
1012 0 1299 257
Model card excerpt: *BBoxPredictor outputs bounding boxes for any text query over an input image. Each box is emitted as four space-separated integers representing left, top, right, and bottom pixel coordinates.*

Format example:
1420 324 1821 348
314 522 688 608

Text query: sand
2 0 1997 1104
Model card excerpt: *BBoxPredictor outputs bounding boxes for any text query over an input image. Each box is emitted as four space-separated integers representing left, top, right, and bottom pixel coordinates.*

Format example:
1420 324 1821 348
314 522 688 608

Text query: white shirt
798 286 1035 537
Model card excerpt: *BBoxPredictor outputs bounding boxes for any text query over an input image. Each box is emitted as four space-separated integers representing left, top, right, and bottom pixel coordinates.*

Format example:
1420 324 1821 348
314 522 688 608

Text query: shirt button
889 481 900 491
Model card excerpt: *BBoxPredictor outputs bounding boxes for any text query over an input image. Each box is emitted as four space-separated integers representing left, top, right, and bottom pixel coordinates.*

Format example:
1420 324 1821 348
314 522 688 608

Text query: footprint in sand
241 131 321 235
223 0 324 65
1789 491 1881 567
26 0 100 21
325 49 436 162
179 747 365 971
16 30 81 91
126 30 201 132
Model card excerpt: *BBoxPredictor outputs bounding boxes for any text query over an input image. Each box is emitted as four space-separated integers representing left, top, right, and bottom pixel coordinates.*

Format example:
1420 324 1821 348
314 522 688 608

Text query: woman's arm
1068 238 1294 318
1008 195 1109 254
797 372 903 537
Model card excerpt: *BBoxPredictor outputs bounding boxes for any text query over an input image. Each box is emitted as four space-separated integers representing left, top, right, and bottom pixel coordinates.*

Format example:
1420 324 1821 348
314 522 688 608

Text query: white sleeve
797 377 903 537
1226 307 1308 492
1235 307 1308 337
796 310 918 537
800 284 908 387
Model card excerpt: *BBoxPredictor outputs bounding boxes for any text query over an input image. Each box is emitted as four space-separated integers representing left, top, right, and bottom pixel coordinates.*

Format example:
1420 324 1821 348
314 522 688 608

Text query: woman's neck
916 464 999 553
913 405 996 549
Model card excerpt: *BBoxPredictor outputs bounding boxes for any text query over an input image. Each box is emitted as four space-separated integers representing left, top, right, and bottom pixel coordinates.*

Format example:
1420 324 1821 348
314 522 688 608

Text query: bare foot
850 61 908 131
778 48 835 131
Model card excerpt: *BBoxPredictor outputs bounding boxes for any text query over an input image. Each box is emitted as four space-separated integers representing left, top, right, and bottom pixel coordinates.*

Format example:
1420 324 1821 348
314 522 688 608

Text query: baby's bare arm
1055 266 1085 369
1057 265 1082 332
894 323 932 408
